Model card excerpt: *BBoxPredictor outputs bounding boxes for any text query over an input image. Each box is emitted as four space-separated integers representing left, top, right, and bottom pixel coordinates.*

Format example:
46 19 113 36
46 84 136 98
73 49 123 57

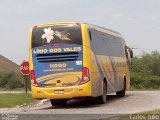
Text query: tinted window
90 29 125 57
32 26 82 48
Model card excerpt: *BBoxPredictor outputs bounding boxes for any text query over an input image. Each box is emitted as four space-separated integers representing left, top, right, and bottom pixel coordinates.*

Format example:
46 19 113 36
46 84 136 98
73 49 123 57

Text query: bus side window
89 31 92 41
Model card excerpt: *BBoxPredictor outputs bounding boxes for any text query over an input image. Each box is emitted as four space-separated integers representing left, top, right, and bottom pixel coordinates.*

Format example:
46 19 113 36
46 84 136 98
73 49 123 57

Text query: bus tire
50 99 67 107
97 81 107 104
116 80 126 97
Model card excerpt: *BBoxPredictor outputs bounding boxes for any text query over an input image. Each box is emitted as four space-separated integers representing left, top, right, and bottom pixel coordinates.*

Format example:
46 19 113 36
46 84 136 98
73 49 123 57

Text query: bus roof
33 22 123 39
35 22 80 27
88 24 123 39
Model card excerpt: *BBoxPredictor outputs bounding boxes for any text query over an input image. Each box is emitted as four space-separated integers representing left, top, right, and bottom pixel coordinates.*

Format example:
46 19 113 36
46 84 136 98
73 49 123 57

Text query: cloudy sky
0 0 160 64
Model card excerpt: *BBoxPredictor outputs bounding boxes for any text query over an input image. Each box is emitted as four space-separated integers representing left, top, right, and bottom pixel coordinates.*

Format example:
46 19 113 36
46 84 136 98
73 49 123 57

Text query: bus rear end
29 23 92 101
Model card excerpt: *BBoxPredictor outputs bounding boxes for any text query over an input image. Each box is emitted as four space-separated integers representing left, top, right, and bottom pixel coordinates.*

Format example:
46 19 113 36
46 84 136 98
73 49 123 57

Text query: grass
101 109 160 120
120 113 159 120
142 109 160 114
121 109 160 120
0 93 36 108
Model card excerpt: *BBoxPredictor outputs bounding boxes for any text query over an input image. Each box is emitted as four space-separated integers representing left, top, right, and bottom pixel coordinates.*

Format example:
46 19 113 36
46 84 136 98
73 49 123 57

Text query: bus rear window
32 26 82 48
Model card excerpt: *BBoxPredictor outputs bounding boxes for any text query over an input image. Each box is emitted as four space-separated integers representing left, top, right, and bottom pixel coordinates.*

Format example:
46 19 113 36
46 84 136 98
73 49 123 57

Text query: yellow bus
29 22 133 106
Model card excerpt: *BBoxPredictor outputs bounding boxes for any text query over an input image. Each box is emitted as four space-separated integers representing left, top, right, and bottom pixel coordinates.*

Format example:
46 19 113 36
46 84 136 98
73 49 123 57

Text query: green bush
130 51 160 90
6 73 24 89
0 73 8 88
130 72 160 90
0 72 30 90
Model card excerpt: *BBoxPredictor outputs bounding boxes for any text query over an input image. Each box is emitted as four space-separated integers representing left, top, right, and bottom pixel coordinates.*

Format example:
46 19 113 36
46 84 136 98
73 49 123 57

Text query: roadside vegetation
130 51 160 90
120 109 160 120
0 93 36 108
0 73 35 108
103 109 160 120
142 109 160 114
0 72 30 90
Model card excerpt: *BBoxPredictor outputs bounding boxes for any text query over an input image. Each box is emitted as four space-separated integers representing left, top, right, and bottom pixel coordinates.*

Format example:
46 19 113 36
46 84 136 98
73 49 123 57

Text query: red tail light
30 70 39 87
79 67 90 85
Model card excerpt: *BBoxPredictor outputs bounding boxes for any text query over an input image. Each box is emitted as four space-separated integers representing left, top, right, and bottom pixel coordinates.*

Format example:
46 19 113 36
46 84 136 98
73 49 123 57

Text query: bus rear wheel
97 81 107 104
50 99 67 107
116 80 126 97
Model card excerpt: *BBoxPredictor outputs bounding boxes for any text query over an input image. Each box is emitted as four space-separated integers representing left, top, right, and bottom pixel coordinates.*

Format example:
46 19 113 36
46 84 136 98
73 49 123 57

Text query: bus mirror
127 50 131 64
129 49 133 58
125 46 133 64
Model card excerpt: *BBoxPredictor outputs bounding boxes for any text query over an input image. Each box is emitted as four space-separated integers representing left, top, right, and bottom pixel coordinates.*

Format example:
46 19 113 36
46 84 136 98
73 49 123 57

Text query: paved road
0 91 160 120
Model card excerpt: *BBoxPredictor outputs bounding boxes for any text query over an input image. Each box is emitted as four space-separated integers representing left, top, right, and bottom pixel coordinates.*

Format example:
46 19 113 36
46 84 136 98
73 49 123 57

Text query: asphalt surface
0 91 160 120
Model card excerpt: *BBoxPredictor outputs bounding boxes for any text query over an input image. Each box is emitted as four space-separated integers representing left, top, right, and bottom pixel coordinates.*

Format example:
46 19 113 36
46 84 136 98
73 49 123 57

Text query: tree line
130 51 160 90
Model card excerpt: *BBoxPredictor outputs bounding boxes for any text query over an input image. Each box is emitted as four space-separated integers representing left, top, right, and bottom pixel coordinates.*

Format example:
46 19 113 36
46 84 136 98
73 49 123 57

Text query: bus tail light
30 70 39 87
79 67 90 85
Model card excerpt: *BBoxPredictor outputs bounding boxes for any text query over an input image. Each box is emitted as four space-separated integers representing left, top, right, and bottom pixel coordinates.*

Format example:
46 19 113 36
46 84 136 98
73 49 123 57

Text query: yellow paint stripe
37 22 78 27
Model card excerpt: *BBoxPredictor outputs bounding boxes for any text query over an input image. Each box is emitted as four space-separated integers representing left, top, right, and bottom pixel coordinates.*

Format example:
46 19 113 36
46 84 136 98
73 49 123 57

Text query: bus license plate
54 90 64 94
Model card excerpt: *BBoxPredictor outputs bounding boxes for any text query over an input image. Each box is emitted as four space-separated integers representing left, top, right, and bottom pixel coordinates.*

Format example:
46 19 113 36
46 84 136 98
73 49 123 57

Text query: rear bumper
31 81 92 99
